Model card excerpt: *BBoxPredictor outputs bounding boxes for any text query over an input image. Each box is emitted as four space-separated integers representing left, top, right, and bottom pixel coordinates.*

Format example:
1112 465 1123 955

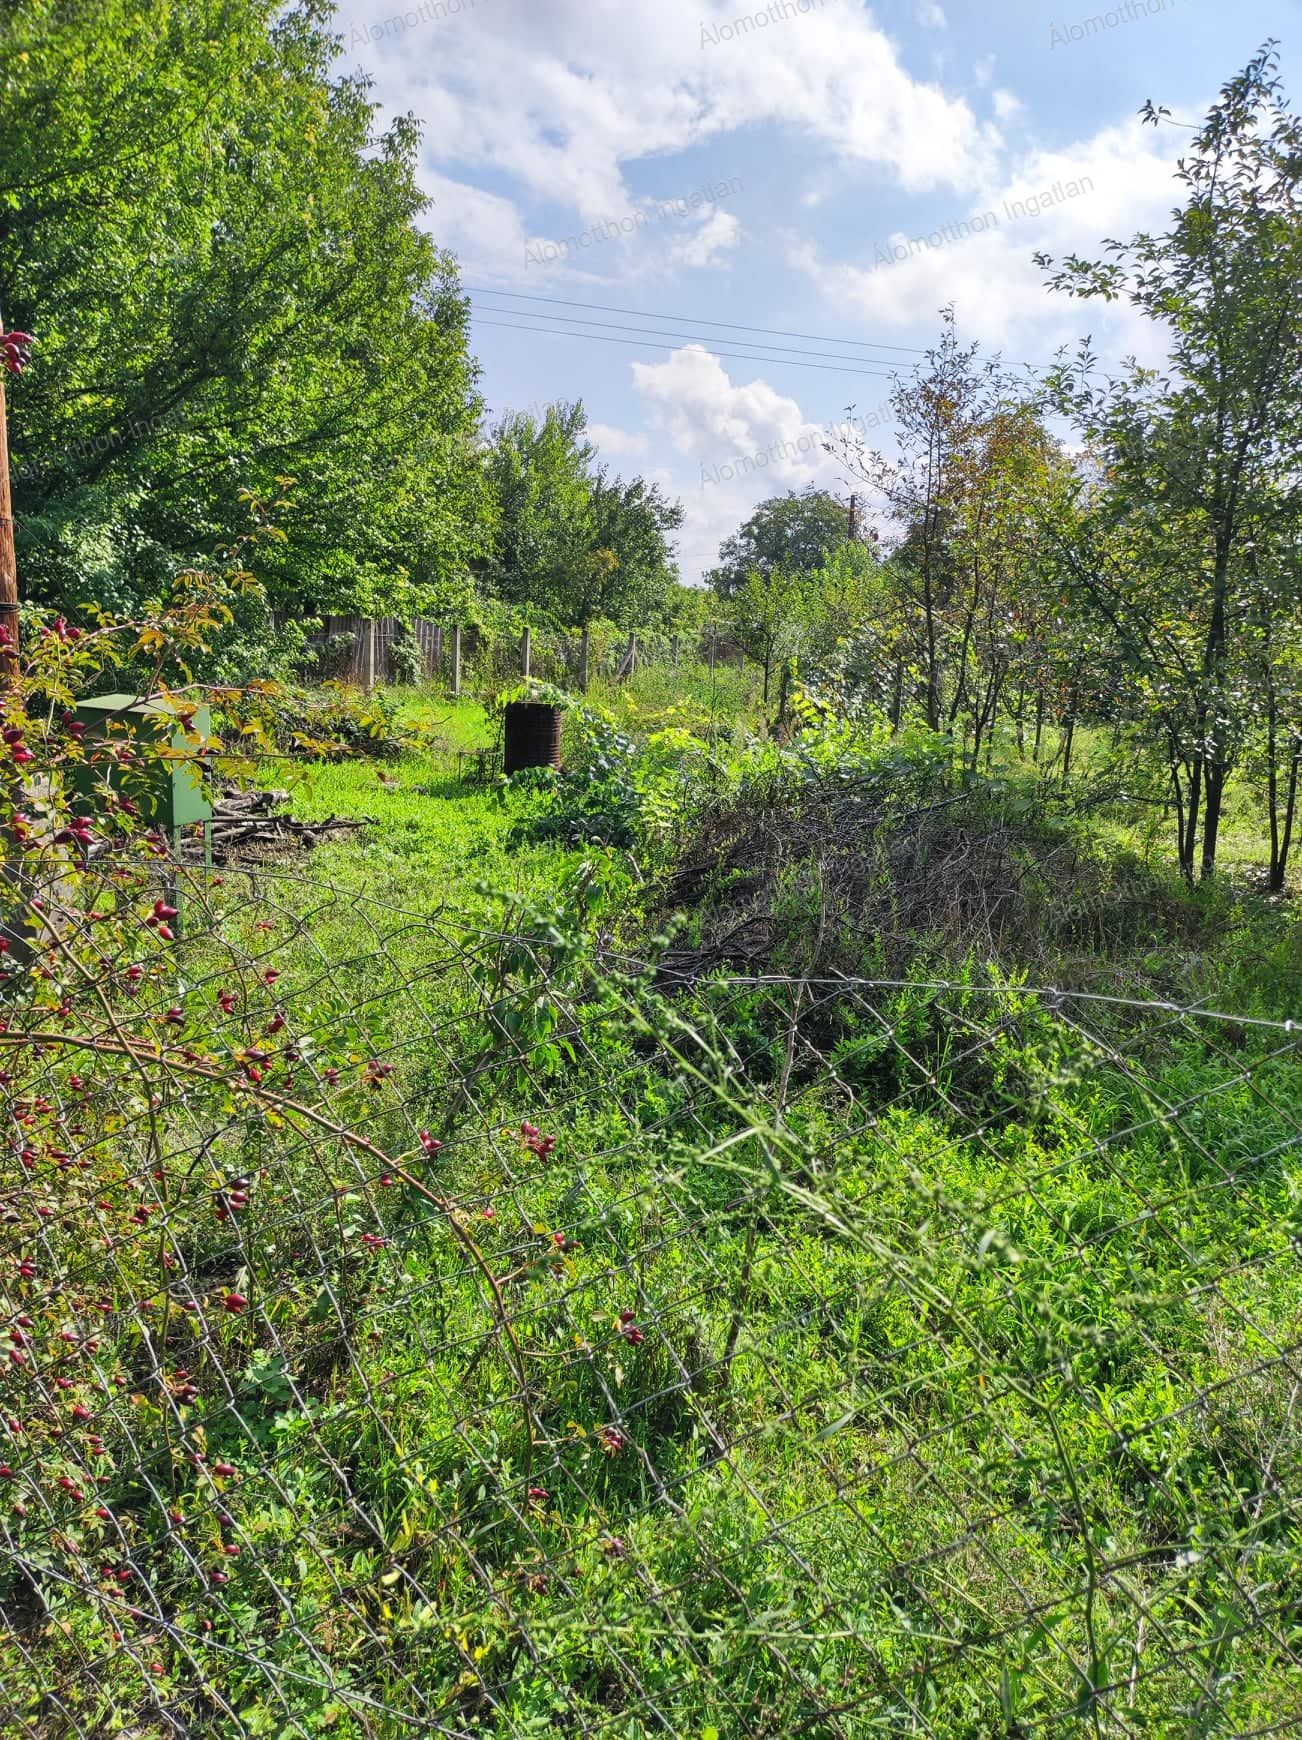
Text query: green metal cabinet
71 694 213 830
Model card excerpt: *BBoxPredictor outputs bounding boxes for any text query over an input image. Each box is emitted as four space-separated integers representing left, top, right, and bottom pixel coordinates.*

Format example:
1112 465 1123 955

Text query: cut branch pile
179 788 373 864
656 773 1204 986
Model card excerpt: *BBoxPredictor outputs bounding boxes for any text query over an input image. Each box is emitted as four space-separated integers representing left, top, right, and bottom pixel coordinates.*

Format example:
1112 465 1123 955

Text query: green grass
4 688 1301 1737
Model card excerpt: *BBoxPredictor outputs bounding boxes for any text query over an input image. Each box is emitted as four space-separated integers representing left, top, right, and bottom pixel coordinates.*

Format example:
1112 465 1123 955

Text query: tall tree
482 402 683 627
709 488 850 598
1038 45 1302 880
1 0 491 624
481 402 596 617
835 310 1057 757
585 470 683 628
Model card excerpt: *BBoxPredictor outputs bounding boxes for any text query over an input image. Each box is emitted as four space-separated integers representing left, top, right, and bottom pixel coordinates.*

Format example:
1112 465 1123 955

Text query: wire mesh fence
2 845 1301 1735
276 615 746 694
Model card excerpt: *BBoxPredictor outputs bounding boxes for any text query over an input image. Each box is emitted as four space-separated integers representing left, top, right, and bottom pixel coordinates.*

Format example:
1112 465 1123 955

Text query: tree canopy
482 402 683 628
2 0 490 621
708 488 851 597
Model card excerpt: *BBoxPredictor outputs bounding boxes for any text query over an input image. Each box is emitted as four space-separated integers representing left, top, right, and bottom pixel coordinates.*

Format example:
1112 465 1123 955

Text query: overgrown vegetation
1 18 1301 1738
1 598 1299 1734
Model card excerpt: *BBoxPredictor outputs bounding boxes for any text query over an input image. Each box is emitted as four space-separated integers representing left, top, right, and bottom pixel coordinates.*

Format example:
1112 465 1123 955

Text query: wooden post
626 632 637 677
521 624 532 679
364 618 377 691
848 492 858 542
450 625 462 698
671 634 680 668
0 318 19 683
579 626 591 693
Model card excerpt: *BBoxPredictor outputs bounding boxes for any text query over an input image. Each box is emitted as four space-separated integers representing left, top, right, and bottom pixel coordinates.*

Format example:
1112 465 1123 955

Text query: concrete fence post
579 627 591 693
521 625 532 680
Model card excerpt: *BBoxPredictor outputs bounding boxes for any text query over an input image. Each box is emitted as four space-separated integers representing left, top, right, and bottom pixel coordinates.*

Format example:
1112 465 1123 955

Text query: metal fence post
451 625 462 699
579 627 591 693
521 625 531 679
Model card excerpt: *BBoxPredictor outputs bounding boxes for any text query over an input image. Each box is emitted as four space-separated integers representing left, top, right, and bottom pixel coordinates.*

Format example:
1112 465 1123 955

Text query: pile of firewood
178 789 373 865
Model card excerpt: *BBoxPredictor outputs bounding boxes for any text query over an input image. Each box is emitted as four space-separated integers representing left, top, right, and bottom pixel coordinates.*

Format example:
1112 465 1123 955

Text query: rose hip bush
0 586 715 1736
0 583 492 1727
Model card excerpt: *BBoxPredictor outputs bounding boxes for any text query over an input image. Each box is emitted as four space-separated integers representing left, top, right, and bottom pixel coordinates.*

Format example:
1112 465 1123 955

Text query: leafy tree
709 487 850 598
727 566 812 704
586 470 683 627
482 402 683 627
2 0 491 626
481 402 595 619
835 311 1061 762
1038 45 1302 880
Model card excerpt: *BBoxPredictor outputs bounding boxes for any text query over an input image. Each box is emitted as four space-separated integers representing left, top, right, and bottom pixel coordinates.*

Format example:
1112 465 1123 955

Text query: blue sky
338 0 1301 580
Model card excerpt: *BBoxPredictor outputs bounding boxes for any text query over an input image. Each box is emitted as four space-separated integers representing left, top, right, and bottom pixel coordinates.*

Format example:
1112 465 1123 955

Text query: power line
474 304 903 371
470 317 899 380
467 284 927 355
465 284 1123 376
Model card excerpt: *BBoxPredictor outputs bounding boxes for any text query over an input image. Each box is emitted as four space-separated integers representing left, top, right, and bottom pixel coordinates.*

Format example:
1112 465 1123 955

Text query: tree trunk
1180 752 1202 884
1197 547 1231 880
1199 762 1226 882
1268 731 1300 894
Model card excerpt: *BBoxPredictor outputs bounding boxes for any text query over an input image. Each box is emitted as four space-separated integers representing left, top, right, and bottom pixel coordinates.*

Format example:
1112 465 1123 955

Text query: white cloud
589 422 650 459
913 0 947 26
793 118 1180 359
667 208 742 269
423 172 537 280
627 345 886 580
993 89 1022 121
357 0 1004 241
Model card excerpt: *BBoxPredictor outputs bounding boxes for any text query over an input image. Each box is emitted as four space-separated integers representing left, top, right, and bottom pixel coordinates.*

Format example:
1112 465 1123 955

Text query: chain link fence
2 847 1300 1735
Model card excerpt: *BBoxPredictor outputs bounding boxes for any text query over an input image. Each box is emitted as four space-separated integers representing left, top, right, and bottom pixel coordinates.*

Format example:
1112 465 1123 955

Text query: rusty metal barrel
503 701 563 775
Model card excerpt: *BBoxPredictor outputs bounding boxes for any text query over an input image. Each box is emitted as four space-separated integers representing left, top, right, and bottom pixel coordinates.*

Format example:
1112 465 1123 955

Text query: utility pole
0 318 22 684
848 493 858 543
